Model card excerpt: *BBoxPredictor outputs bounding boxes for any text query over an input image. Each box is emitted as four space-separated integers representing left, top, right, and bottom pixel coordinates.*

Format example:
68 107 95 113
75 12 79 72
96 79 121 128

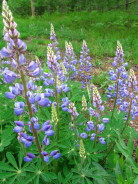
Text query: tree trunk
116 0 119 9
126 0 129 10
30 0 35 16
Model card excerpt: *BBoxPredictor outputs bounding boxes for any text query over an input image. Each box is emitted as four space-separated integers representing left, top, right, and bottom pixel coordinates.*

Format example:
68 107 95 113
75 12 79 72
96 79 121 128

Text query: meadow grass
0 10 138 64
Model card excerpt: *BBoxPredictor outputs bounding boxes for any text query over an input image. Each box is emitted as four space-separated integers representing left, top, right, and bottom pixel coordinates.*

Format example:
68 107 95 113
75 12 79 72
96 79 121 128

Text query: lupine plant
0 1 138 184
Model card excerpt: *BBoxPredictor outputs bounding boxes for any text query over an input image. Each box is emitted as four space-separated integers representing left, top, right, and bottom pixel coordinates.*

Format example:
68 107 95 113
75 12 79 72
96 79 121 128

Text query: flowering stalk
2 0 47 169
19 69 48 171
102 69 138 164
79 140 86 165
107 41 128 123
1 0 61 170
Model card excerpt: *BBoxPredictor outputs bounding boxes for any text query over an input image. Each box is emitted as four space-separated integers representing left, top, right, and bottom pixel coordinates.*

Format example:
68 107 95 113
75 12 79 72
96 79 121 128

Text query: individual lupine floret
31 117 40 130
24 153 36 162
89 107 99 118
97 123 105 132
13 121 24 134
85 121 95 131
42 120 54 136
102 118 109 123
99 137 106 144
18 132 34 148
3 68 17 83
80 132 88 139
41 151 49 163
56 79 70 93
5 86 20 99
14 101 25 116
50 150 61 159
27 80 37 91
90 133 96 140
45 88 54 97
35 93 51 107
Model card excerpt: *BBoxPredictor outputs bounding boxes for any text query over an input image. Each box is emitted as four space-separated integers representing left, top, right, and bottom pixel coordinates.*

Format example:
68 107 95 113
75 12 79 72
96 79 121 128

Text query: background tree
30 0 35 16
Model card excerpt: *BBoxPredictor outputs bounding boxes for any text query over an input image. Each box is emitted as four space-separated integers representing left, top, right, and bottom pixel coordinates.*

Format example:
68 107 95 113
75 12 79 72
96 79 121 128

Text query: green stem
110 81 119 123
54 75 60 140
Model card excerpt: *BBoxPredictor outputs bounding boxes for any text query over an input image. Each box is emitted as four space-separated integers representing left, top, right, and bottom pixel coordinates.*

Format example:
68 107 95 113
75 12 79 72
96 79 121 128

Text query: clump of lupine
79 86 108 145
107 41 128 115
107 41 138 122
1 1 138 178
1 0 61 167
119 69 138 121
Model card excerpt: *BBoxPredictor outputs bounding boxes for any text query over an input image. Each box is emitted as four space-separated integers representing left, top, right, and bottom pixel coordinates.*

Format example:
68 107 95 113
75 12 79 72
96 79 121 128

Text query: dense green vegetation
0 0 137 15
0 10 138 65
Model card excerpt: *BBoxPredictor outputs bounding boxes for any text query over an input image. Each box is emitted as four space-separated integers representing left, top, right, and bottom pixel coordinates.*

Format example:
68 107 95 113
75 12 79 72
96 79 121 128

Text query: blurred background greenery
0 0 138 16
0 0 138 65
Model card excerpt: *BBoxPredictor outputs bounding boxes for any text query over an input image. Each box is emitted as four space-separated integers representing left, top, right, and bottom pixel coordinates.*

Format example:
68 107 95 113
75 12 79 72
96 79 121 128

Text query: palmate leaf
6 152 18 169
0 172 16 180
0 128 15 152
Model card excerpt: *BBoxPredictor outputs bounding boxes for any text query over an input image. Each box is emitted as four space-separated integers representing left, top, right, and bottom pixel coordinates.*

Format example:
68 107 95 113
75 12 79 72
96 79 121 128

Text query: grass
0 10 138 64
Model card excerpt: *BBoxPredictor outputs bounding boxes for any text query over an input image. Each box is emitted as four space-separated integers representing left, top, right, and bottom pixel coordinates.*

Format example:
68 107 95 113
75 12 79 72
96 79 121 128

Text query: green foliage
6 0 138 16
8 0 31 16
0 10 137 64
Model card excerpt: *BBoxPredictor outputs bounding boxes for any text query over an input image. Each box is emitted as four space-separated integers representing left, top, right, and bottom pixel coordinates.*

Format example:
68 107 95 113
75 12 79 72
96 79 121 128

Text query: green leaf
6 152 18 170
63 173 73 183
85 178 93 184
134 176 138 184
41 173 51 182
115 161 123 182
46 172 57 180
33 175 40 184
57 172 63 183
23 174 36 184
0 162 16 172
0 172 16 179
18 151 23 169
6 175 17 184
